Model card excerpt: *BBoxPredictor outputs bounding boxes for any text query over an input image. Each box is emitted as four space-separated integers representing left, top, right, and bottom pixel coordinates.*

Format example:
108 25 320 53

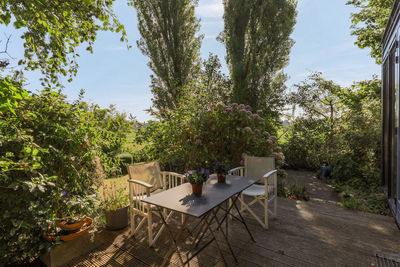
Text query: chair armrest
128 179 154 189
263 169 277 179
228 166 245 173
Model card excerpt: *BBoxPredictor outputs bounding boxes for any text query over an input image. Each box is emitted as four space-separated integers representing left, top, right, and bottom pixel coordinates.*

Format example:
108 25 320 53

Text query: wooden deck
66 197 400 266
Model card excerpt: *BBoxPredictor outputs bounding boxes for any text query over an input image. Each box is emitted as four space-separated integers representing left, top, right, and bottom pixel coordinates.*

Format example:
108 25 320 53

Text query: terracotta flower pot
43 217 93 242
191 183 203 196
217 174 226 183
56 217 85 231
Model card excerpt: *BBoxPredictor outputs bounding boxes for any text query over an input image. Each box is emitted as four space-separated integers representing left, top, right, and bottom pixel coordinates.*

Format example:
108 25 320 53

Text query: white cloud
196 0 223 18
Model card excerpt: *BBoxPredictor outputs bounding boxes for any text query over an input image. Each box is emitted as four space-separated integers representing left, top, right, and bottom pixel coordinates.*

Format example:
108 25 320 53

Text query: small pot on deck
104 206 129 230
217 174 226 183
191 183 203 196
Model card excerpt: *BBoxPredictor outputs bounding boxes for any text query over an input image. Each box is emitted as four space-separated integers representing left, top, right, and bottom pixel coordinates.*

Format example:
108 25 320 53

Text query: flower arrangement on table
185 169 210 195
215 161 229 183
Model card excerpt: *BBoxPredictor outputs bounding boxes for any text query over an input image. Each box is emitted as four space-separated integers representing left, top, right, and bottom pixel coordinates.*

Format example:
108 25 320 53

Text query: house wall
382 0 400 227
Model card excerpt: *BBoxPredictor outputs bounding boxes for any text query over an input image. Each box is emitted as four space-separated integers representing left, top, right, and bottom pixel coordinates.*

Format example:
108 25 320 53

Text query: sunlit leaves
347 0 394 64
0 0 128 86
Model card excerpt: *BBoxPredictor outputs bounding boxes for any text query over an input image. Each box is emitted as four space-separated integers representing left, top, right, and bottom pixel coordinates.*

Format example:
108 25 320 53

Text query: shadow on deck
66 197 400 266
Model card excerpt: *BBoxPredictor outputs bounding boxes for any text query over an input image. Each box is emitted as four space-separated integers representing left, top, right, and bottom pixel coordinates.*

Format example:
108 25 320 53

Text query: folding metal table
141 175 259 266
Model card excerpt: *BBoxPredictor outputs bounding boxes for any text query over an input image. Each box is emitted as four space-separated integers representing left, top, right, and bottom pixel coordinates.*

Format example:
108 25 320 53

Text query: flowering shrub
134 102 284 173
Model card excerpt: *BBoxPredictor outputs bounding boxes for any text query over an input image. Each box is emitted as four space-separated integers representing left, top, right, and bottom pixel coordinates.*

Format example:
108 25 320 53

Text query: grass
99 175 130 197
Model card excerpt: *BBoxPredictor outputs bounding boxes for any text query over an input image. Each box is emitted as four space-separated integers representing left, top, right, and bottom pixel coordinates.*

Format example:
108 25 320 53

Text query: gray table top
141 175 259 218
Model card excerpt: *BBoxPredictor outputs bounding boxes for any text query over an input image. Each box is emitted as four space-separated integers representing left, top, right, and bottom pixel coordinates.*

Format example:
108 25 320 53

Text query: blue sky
2 0 380 122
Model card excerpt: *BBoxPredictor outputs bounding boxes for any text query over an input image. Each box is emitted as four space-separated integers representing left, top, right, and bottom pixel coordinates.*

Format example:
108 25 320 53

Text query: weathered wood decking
66 197 400 267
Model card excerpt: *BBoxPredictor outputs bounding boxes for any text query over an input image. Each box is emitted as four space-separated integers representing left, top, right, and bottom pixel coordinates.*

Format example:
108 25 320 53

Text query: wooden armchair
228 156 277 229
127 161 185 246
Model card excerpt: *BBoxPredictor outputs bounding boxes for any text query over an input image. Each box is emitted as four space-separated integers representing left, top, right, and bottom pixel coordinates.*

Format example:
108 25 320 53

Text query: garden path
285 169 341 204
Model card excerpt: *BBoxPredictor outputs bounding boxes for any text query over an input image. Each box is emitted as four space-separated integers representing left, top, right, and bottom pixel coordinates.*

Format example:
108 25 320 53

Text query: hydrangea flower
257 110 263 115
225 107 233 113
195 139 202 145
243 127 252 133
254 129 261 134
244 105 252 111
231 103 238 108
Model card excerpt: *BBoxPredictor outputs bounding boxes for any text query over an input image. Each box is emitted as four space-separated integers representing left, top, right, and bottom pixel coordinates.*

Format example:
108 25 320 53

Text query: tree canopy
0 0 127 86
347 0 394 64
222 0 297 117
132 0 202 113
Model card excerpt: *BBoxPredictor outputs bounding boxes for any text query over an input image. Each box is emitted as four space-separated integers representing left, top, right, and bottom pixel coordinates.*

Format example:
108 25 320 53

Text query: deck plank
66 197 400 266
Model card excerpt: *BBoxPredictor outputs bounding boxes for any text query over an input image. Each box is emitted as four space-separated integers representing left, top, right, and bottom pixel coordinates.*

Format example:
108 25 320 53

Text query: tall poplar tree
132 0 202 112
222 0 297 118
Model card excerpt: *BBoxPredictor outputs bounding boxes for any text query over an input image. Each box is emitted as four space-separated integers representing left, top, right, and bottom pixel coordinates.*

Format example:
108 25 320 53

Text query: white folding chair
228 156 277 229
127 161 185 246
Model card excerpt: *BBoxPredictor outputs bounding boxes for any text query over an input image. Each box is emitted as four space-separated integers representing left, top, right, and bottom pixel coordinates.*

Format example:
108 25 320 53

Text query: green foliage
101 182 129 211
346 0 394 64
197 53 232 104
0 80 121 264
0 0 127 86
134 100 284 173
222 0 297 120
282 74 384 213
131 0 202 112
185 169 209 185
278 180 310 201
334 181 388 215
282 117 331 169
81 103 135 177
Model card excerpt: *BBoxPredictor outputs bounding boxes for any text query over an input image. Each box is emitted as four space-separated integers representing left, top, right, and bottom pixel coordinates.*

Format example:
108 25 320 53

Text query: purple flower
244 127 252 133
225 107 233 113
200 168 210 178
244 105 252 111
188 170 195 175
207 109 212 113
195 139 202 145
254 129 261 134
231 103 238 108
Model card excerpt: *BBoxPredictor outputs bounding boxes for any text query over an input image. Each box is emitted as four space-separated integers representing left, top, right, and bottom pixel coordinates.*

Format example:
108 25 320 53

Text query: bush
0 80 115 264
282 75 385 213
134 102 284 173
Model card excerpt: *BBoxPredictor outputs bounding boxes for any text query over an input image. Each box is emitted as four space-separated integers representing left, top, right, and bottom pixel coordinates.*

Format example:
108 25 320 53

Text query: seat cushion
242 184 274 196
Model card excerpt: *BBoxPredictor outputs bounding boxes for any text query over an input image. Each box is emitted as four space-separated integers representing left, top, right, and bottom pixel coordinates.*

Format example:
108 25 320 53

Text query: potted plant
102 182 129 230
54 192 93 231
215 161 229 183
185 169 209 196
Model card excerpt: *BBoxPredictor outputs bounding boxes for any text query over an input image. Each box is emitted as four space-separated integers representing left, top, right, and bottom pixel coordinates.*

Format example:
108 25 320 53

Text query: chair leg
273 174 278 218
148 208 153 247
130 209 136 236
265 187 269 230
